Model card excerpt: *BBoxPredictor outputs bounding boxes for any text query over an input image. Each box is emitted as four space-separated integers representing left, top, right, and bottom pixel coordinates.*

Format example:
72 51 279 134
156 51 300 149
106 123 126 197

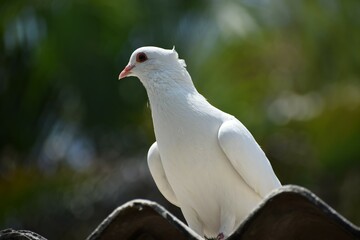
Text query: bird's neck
141 68 199 111
146 82 200 119
145 76 202 123
140 67 220 140
143 67 195 92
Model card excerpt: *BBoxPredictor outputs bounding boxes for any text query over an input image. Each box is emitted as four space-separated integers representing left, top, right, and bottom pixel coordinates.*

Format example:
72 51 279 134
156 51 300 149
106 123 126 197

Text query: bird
119 46 281 239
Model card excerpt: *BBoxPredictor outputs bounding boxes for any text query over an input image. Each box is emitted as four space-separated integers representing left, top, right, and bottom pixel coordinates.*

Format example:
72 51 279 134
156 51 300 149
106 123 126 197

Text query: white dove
119 46 281 239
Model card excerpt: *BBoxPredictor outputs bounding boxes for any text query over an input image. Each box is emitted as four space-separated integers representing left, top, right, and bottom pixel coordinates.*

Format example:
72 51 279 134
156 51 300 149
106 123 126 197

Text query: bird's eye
136 52 148 63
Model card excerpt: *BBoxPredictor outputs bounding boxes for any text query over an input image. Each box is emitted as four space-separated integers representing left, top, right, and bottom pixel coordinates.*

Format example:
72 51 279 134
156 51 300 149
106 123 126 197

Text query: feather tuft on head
171 46 186 68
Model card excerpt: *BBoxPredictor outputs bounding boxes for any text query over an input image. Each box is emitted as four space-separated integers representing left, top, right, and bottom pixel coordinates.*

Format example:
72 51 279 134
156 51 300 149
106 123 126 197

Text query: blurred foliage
0 0 360 239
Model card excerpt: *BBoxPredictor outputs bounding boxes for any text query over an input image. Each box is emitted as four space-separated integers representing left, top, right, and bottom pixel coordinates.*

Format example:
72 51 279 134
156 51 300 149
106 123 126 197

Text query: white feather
218 119 281 198
121 46 281 238
147 142 179 206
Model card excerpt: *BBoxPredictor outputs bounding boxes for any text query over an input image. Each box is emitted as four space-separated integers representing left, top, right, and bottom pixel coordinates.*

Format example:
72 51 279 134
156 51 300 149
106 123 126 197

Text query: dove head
119 46 192 90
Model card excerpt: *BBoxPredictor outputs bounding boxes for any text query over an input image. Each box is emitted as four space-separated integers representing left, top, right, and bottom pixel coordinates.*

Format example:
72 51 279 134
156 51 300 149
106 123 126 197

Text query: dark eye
136 52 148 63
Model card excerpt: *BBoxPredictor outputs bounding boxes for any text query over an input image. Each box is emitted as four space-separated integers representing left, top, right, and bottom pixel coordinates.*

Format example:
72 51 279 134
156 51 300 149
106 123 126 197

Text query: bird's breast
152 110 232 189
150 104 262 235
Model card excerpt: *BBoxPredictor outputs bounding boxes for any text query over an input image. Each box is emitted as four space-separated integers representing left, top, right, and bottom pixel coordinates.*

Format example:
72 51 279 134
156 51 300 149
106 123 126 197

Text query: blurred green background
1 0 359 239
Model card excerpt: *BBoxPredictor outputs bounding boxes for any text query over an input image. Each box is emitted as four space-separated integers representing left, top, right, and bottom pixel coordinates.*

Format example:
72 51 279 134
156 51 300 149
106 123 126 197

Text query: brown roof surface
1 185 360 240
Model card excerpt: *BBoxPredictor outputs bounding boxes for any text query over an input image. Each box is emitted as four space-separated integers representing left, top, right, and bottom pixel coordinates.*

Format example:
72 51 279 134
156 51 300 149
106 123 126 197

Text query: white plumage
119 46 281 239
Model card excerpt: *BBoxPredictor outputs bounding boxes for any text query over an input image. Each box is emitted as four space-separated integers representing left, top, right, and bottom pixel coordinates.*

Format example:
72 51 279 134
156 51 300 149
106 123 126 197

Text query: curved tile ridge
228 185 360 240
87 199 203 240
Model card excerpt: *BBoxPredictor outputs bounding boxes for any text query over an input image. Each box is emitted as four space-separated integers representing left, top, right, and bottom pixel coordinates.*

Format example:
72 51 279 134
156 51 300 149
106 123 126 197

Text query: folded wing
218 119 281 198
147 142 179 206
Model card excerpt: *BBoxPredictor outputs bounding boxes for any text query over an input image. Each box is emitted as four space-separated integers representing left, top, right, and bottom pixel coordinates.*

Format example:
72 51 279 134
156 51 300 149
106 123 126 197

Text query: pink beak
119 65 135 79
